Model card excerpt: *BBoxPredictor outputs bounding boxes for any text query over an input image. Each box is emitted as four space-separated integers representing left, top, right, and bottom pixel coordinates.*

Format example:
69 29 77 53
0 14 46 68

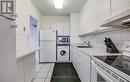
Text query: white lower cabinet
17 52 36 82
71 47 91 82
17 58 24 82
24 53 36 82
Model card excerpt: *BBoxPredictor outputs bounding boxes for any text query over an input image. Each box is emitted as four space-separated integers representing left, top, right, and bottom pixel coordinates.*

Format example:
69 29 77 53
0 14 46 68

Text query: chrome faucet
84 41 91 47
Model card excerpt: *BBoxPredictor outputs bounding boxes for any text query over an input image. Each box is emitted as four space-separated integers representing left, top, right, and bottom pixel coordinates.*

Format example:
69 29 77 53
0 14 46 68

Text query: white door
40 42 56 63
30 16 38 48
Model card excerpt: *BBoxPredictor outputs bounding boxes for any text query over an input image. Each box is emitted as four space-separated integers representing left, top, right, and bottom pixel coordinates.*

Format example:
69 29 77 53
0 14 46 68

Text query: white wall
81 28 130 51
77 0 130 52
16 0 42 53
41 16 70 30
70 13 82 43
41 16 70 35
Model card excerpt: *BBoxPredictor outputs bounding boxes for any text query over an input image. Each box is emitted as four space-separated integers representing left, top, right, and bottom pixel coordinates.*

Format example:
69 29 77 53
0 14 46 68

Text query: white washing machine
57 46 70 62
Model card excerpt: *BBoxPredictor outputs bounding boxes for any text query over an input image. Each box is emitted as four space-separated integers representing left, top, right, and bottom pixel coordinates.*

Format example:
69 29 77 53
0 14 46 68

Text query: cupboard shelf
100 8 130 27
78 27 129 37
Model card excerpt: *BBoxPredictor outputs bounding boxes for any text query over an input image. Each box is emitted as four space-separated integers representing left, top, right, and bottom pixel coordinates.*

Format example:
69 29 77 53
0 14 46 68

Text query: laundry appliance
57 36 70 62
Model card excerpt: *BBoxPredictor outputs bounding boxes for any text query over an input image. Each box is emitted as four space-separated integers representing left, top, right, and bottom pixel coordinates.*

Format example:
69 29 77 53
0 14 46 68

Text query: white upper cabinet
111 0 130 15
79 0 97 34
97 0 111 29
79 0 130 35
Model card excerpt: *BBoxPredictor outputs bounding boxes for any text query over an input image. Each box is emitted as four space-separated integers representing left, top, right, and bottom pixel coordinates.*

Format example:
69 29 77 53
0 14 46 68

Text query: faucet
84 41 91 47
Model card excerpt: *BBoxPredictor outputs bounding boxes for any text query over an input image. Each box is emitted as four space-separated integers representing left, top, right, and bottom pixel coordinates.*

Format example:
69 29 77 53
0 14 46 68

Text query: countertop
16 47 40 60
71 44 122 57
71 44 130 81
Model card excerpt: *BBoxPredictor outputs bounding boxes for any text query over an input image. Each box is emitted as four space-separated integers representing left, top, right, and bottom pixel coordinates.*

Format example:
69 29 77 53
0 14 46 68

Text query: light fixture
54 0 63 9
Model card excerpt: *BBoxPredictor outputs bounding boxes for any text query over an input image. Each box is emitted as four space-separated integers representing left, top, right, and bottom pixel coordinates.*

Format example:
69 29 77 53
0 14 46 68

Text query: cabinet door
79 0 97 34
70 47 76 63
17 59 24 82
111 0 130 15
89 0 97 31
97 0 111 29
24 53 36 82
71 47 91 82
77 51 91 82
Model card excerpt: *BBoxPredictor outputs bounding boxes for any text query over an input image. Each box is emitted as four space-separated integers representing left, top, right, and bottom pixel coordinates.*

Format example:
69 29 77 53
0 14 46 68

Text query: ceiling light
54 0 63 9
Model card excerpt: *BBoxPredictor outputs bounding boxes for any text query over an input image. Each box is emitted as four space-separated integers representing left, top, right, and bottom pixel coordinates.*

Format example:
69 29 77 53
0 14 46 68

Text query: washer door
60 50 66 56
57 46 69 62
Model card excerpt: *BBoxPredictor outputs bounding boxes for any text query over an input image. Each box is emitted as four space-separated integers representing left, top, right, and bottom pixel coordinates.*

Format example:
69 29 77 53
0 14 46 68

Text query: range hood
100 9 130 27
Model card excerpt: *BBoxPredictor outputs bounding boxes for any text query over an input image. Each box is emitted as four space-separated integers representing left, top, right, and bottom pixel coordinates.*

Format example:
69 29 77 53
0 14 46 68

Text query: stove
94 55 130 76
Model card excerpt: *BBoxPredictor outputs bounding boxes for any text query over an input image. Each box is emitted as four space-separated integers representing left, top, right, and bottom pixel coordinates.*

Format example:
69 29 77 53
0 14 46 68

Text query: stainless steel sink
76 46 91 48
76 41 91 48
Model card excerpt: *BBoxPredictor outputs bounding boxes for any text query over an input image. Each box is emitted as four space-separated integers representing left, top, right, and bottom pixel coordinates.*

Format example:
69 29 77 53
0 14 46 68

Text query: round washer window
60 50 66 56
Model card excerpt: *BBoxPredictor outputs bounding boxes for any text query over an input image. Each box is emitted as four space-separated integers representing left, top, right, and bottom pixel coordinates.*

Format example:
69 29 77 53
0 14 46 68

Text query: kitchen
0 0 130 82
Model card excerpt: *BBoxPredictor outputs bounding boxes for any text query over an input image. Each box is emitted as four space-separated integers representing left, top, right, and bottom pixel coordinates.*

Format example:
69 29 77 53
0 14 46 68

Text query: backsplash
80 28 130 51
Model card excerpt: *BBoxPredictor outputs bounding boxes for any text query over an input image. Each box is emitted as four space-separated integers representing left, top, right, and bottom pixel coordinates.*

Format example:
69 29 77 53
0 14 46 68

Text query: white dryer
57 46 70 62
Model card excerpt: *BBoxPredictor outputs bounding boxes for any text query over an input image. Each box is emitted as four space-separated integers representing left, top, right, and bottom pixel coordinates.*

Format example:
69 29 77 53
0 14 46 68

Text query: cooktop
94 55 130 76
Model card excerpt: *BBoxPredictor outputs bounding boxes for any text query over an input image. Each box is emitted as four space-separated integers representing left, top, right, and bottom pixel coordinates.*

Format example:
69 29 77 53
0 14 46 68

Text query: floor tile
40 68 50 71
46 71 53 79
44 79 51 82
33 79 45 82
41 64 51 68
33 63 55 82
36 71 48 79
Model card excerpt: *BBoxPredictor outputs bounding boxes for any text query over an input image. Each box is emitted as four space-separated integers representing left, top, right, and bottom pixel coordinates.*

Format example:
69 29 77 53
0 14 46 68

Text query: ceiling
31 0 88 16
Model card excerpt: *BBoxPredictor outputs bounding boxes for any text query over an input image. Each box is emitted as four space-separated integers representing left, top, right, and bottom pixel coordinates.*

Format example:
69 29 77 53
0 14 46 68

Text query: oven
91 59 129 82
91 60 115 82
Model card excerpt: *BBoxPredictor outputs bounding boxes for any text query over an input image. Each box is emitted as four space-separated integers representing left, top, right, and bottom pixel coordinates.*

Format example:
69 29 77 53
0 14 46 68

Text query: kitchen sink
76 46 91 48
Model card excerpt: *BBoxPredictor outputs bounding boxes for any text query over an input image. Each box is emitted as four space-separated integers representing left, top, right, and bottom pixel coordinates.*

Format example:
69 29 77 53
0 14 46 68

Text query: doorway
30 16 38 48
30 16 40 72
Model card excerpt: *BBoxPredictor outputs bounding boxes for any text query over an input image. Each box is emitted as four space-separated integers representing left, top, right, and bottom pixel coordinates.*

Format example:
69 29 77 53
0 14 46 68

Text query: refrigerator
39 30 57 63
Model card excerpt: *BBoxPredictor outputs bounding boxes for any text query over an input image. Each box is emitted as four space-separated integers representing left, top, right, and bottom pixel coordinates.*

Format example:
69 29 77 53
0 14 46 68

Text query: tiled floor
33 63 55 82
